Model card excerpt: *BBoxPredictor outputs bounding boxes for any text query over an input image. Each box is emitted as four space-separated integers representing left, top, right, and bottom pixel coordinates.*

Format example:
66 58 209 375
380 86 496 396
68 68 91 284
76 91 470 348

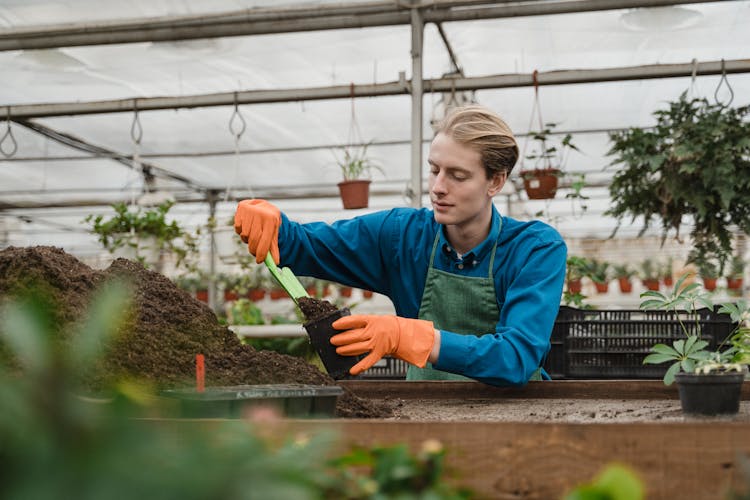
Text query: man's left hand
330 314 436 375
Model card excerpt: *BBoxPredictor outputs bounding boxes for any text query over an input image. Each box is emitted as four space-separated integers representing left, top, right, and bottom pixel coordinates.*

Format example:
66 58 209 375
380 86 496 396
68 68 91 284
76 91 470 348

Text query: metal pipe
7 59 749 119
409 7 425 209
0 0 730 51
229 323 306 339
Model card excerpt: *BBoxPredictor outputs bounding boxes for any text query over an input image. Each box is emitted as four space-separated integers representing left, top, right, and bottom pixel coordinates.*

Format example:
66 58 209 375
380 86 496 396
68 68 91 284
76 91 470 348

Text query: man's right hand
234 199 281 264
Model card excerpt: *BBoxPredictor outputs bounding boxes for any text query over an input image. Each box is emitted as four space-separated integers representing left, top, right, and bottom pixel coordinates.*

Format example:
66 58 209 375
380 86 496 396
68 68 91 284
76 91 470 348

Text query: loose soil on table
384 398 750 422
0 246 391 418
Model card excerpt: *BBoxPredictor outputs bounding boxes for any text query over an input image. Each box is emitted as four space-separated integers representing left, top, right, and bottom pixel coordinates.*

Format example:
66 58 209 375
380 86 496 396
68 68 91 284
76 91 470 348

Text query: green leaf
663 362 681 385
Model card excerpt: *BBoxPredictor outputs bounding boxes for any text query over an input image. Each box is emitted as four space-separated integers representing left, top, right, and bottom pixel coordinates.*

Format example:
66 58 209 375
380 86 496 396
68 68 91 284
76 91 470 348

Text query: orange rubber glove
330 315 436 375
234 199 281 264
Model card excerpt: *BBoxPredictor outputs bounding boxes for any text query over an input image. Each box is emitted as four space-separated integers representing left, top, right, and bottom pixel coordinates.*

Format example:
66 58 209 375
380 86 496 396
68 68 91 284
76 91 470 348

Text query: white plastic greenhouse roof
1 0 750 259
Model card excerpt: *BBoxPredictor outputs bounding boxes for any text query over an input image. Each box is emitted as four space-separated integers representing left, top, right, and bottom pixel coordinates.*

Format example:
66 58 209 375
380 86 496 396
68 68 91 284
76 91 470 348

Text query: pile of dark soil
0 246 391 418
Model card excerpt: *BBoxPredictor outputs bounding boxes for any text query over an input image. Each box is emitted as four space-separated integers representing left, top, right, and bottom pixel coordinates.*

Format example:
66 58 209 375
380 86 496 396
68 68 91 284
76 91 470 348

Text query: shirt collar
438 206 501 265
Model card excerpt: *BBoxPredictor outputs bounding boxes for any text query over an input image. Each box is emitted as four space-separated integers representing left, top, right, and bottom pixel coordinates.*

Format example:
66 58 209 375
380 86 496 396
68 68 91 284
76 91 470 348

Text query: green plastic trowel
264 254 309 305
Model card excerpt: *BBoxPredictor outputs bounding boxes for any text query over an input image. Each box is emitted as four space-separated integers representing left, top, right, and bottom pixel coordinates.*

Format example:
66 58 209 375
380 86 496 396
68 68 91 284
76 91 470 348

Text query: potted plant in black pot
606 92 750 273
641 274 749 416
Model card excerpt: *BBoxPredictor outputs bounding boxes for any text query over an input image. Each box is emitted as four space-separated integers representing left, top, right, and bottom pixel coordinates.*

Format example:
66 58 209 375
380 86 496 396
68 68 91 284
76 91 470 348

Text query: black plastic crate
552 306 736 379
359 356 408 379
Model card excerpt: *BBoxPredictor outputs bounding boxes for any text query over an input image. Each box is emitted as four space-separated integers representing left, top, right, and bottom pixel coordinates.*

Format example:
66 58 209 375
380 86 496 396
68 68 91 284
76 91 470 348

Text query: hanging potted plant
606 92 750 272
520 124 579 200
641 275 750 416
334 141 383 209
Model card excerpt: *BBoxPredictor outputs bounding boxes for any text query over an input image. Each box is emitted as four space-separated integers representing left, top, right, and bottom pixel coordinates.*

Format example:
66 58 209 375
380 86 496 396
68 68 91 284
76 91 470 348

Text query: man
234 104 566 386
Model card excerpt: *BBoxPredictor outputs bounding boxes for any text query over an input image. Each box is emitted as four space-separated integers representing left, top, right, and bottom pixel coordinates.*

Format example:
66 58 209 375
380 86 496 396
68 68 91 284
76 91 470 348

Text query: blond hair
433 104 519 178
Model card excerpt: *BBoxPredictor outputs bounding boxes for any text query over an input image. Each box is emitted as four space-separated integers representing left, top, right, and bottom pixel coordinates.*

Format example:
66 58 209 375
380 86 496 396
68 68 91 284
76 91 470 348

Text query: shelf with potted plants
641 274 750 416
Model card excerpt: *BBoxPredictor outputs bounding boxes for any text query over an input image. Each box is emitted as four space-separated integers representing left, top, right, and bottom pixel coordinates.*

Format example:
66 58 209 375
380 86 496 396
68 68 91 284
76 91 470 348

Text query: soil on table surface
383 398 750 422
0 246 391 418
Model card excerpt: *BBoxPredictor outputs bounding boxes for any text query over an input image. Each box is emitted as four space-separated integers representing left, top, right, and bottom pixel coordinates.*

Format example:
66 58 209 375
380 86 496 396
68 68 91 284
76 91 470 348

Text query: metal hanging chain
347 82 364 148
714 59 734 107
1 107 18 158
224 92 249 203
520 70 543 169
228 92 247 141
687 58 698 100
129 102 142 209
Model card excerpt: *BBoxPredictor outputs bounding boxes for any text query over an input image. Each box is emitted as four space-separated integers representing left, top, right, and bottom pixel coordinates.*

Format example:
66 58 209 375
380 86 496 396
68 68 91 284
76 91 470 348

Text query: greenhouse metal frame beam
6 59 750 119
0 0 732 51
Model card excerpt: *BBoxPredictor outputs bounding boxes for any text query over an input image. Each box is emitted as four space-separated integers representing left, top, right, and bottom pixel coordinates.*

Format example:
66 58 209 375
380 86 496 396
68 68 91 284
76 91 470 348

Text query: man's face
428 132 506 228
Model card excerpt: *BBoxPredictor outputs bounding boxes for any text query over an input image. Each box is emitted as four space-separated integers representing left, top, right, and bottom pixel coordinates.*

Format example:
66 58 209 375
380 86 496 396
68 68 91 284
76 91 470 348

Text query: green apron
406 228 543 381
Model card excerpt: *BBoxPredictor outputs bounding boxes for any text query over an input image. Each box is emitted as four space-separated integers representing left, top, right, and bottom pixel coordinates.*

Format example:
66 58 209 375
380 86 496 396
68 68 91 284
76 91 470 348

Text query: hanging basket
337 180 371 209
521 168 560 200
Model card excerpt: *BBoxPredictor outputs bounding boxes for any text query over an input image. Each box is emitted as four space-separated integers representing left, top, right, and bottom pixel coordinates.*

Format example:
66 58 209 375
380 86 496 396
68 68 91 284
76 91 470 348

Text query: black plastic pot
674 371 745 416
304 307 362 380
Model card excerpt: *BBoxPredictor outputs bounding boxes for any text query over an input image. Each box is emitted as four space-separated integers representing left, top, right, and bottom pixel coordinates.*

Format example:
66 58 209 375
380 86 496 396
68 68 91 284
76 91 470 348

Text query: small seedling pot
675 371 745 416
304 307 362 380
161 384 344 418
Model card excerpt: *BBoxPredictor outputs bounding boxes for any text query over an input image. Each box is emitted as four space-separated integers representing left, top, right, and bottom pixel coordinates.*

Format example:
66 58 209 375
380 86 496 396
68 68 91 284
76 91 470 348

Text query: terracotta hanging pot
337 180 371 209
521 168 560 200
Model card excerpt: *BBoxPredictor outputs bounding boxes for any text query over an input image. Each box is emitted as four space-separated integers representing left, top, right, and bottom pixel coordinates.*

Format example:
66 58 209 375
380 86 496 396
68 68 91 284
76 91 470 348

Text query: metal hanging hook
0 107 18 158
130 100 143 145
714 59 734 107
229 92 246 140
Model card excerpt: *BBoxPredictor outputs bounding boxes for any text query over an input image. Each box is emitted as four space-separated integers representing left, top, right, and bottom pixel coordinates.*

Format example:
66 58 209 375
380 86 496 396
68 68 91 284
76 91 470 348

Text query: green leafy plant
325 440 473 499
0 283 337 499
641 274 750 384
566 255 589 282
639 258 659 281
586 259 611 285
730 253 746 279
334 141 384 181
612 263 636 280
85 201 197 270
606 93 750 272
564 463 644 500
523 123 579 173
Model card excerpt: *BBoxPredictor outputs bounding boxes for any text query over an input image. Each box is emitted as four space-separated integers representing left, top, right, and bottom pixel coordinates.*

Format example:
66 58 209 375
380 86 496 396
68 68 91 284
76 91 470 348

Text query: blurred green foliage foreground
0 282 471 500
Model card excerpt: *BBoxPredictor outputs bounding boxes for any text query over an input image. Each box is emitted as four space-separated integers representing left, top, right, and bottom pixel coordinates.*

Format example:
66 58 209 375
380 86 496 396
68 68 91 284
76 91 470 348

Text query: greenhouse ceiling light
619 6 703 31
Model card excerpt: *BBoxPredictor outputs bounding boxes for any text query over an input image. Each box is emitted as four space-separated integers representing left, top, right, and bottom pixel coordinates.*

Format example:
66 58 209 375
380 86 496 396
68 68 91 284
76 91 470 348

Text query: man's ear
488 171 507 196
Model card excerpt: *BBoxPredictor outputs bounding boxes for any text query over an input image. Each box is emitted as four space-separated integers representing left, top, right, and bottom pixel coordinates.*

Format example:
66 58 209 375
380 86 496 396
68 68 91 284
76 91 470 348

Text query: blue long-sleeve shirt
278 205 567 386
